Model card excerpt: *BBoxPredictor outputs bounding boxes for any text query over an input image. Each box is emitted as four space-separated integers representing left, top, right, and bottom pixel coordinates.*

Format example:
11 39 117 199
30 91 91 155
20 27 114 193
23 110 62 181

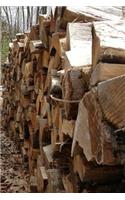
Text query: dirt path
0 131 30 193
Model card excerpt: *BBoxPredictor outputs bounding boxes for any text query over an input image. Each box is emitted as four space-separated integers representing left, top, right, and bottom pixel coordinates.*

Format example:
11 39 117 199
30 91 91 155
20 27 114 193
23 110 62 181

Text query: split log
98 74 125 128
92 20 125 66
39 117 51 148
72 88 117 165
90 62 125 86
46 169 64 192
64 23 92 69
30 175 38 192
43 144 54 169
29 40 44 54
62 173 78 193
37 155 48 192
29 25 39 40
61 119 75 138
39 15 50 48
73 144 123 183
62 69 86 120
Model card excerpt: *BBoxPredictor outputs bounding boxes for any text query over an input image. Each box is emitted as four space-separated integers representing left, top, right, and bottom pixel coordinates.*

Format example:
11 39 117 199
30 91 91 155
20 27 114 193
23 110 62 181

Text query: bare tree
30 7 33 27
3 7 11 40
22 6 25 32
1 6 48 39
36 7 39 24
27 7 30 30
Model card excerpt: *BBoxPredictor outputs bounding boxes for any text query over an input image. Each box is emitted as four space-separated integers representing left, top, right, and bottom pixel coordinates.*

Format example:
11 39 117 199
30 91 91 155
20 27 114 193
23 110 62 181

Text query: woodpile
2 6 125 192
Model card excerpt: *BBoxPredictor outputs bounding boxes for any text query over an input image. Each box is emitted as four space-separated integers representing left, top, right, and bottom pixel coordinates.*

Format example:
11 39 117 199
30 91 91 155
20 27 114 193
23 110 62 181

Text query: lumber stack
2 6 125 193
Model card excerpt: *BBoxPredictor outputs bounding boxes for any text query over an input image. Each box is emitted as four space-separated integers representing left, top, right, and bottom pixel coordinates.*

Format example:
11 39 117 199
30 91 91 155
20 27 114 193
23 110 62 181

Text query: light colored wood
98 74 125 128
30 25 39 40
90 62 125 86
59 7 122 29
43 144 53 169
62 69 85 120
62 173 77 193
72 88 117 165
46 169 64 192
73 146 122 183
39 117 51 148
30 175 38 192
61 119 75 138
50 33 61 57
29 40 44 54
39 15 50 48
24 61 33 78
42 50 49 68
64 23 92 68
92 20 125 67
37 162 48 192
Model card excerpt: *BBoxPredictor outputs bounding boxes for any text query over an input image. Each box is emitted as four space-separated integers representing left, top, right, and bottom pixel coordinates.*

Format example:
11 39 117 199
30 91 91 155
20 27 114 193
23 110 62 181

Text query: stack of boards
2 6 125 192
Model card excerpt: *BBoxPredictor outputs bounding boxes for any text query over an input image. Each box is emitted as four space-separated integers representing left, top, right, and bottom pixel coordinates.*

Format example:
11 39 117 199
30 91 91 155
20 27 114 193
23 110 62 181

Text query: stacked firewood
2 6 125 192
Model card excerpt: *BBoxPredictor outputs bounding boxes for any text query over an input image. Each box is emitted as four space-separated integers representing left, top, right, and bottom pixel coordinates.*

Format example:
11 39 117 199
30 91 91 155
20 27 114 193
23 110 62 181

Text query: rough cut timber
90 62 125 86
92 20 125 67
98 75 125 128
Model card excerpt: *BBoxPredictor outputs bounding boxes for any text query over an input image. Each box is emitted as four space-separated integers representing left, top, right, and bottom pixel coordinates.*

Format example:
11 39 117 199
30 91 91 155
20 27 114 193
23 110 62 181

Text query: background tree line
1 6 48 40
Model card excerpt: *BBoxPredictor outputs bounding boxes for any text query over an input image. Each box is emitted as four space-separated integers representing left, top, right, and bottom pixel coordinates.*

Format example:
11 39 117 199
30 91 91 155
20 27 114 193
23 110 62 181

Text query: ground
0 86 30 193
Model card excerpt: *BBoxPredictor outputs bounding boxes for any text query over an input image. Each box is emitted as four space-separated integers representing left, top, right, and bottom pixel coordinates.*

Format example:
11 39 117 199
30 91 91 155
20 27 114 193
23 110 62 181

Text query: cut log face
98 75 125 128
92 20 125 66
90 62 125 86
